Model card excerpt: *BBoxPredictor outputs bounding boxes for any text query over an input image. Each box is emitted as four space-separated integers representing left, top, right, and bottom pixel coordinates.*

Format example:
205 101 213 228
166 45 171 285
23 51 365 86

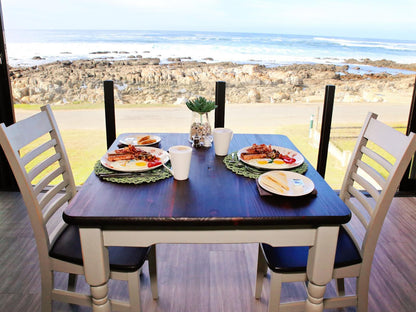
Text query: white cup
167 145 192 180
213 128 233 156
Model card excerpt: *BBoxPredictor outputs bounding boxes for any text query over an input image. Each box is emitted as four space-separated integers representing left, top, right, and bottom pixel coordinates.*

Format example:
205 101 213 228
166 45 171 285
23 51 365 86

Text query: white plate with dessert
120 135 161 146
258 171 314 197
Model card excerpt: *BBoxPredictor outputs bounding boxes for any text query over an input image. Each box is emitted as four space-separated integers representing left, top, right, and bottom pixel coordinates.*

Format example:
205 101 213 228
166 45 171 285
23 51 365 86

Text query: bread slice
262 172 289 193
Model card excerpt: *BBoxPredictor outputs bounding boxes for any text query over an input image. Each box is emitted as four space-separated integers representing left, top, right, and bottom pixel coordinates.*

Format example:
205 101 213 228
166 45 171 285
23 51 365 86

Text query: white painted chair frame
0 105 158 312
255 112 416 312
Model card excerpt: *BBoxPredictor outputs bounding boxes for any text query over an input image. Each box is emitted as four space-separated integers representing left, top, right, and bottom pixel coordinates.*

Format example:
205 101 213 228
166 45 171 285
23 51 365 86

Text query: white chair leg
356 274 370 312
335 278 345 296
127 271 141 312
41 269 54 312
68 273 78 292
148 244 159 300
268 272 282 312
255 244 268 299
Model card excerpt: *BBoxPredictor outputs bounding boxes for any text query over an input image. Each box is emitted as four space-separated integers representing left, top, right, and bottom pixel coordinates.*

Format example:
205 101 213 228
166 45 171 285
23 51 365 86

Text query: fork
97 171 161 179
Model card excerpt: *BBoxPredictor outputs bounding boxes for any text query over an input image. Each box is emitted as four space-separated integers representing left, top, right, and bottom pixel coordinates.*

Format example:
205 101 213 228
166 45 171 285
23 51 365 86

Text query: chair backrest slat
365 117 410 159
21 138 57 166
361 145 393 173
340 112 416 275
346 186 373 224
0 105 76 260
33 166 65 196
43 190 72 223
39 179 69 212
27 153 61 182
351 170 381 202
344 197 367 224
355 159 387 190
6 111 53 150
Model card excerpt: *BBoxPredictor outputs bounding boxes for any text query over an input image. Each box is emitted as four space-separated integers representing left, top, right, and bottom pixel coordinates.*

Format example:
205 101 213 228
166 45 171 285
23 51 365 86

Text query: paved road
15 102 411 134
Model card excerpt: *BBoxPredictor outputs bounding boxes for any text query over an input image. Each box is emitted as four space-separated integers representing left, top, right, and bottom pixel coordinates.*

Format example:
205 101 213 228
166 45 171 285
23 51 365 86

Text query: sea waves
5 29 416 68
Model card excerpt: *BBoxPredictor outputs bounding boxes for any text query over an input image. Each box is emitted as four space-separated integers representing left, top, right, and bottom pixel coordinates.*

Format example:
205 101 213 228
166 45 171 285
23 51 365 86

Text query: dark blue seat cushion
261 227 362 273
49 225 150 272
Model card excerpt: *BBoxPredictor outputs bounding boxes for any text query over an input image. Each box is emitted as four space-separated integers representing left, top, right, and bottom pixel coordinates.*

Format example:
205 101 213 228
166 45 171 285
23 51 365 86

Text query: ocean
5 29 416 74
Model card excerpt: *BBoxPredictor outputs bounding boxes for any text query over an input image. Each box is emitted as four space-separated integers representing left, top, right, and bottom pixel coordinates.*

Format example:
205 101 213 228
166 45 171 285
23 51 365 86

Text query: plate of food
100 145 169 172
237 144 304 170
119 135 161 146
258 171 314 197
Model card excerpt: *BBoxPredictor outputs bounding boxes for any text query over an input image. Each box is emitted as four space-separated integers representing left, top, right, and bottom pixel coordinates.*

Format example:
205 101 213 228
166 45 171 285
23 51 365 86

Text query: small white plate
120 135 161 146
100 146 169 172
237 145 304 170
258 171 314 197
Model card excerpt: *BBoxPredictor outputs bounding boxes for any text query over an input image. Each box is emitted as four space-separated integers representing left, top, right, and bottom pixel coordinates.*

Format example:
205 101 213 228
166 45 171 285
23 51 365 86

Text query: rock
286 75 303 86
174 97 188 105
7 59 413 106
271 92 290 102
248 88 261 102
362 91 384 103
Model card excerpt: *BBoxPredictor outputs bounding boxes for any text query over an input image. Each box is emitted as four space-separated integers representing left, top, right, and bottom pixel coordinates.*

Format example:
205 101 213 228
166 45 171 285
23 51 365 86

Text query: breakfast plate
237 145 304 170
100 146 169 172
120 135 161 146
258 171 314 197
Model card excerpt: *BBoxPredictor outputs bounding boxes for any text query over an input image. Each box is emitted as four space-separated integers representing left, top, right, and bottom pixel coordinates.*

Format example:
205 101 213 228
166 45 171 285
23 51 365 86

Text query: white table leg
79 227 111 312
305 226 339 312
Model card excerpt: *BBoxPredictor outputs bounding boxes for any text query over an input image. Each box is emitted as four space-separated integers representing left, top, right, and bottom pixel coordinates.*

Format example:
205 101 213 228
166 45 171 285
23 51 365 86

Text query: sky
1 0 415 40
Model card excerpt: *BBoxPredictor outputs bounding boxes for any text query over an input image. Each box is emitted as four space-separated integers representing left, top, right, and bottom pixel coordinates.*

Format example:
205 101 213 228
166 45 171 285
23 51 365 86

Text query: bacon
107 153 135 161
107 145 160 162
240 153 267 160
242 144 280 160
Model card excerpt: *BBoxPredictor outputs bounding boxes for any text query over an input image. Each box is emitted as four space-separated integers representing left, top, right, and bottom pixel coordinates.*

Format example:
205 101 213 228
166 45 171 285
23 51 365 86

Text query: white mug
213 128 233 156
166 145 192 180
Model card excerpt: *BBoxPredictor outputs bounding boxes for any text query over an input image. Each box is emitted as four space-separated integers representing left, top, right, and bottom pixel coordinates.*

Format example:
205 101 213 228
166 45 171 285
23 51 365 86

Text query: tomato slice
283 157 296 164
147 161 162 168
279 154 296 164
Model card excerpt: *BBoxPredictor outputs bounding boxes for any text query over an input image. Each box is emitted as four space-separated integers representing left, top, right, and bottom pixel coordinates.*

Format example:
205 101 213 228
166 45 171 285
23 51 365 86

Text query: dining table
63 132 351 312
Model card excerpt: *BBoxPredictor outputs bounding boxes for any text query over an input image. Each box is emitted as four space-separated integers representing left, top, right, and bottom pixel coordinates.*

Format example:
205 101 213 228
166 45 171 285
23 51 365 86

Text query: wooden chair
255 112 416 312
0 105 158 312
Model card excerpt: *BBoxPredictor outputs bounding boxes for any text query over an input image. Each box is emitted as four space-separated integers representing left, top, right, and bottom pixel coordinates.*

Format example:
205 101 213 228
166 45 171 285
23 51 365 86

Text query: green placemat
223 152 308 179
94 160 172 184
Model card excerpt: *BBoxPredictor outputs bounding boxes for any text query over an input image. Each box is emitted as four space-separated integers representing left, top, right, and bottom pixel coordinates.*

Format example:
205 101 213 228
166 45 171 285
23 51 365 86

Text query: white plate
120 135 161 146
237 145 304 170
258 171 315 197
100 146 169 172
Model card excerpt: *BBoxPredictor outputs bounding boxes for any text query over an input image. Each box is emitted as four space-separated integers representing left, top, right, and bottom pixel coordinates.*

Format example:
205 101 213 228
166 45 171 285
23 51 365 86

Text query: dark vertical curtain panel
0 0 18 190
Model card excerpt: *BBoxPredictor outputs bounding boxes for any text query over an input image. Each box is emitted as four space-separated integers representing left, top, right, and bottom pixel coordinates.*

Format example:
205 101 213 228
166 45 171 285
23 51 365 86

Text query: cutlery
97 171 161 179
244 165 264 174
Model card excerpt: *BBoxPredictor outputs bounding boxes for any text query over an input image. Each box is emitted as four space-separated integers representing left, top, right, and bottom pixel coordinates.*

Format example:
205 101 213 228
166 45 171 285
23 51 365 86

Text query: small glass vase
189 111 213 147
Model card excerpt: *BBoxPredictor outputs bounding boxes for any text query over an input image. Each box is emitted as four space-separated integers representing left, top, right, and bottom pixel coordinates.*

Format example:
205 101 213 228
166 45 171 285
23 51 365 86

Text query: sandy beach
15 101 413 135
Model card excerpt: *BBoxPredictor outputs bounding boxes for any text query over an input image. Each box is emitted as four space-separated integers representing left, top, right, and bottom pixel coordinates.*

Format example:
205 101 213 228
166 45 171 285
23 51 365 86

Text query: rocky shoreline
9 58 416 106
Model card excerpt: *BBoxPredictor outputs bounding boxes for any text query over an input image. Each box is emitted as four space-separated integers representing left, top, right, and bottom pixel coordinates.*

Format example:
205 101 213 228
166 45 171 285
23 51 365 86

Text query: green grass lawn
61 130 108 185
49 120 405 189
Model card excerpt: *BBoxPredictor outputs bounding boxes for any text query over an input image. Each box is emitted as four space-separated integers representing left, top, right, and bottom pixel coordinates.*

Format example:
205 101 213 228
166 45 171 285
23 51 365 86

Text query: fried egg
257 160 269 165
135 160 147 167
273 159 285 165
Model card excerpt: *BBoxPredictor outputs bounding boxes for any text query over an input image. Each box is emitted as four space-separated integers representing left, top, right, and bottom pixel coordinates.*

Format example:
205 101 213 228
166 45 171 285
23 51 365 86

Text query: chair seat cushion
49 225 150 272
261 226 362 273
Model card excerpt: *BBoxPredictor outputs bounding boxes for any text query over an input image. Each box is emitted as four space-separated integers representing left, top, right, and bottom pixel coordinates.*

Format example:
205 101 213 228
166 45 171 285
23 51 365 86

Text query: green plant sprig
186 97 217 114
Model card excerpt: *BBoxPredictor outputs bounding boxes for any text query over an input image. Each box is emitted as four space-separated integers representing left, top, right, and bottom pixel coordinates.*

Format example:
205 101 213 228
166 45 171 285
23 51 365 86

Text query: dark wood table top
63 133 351 229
